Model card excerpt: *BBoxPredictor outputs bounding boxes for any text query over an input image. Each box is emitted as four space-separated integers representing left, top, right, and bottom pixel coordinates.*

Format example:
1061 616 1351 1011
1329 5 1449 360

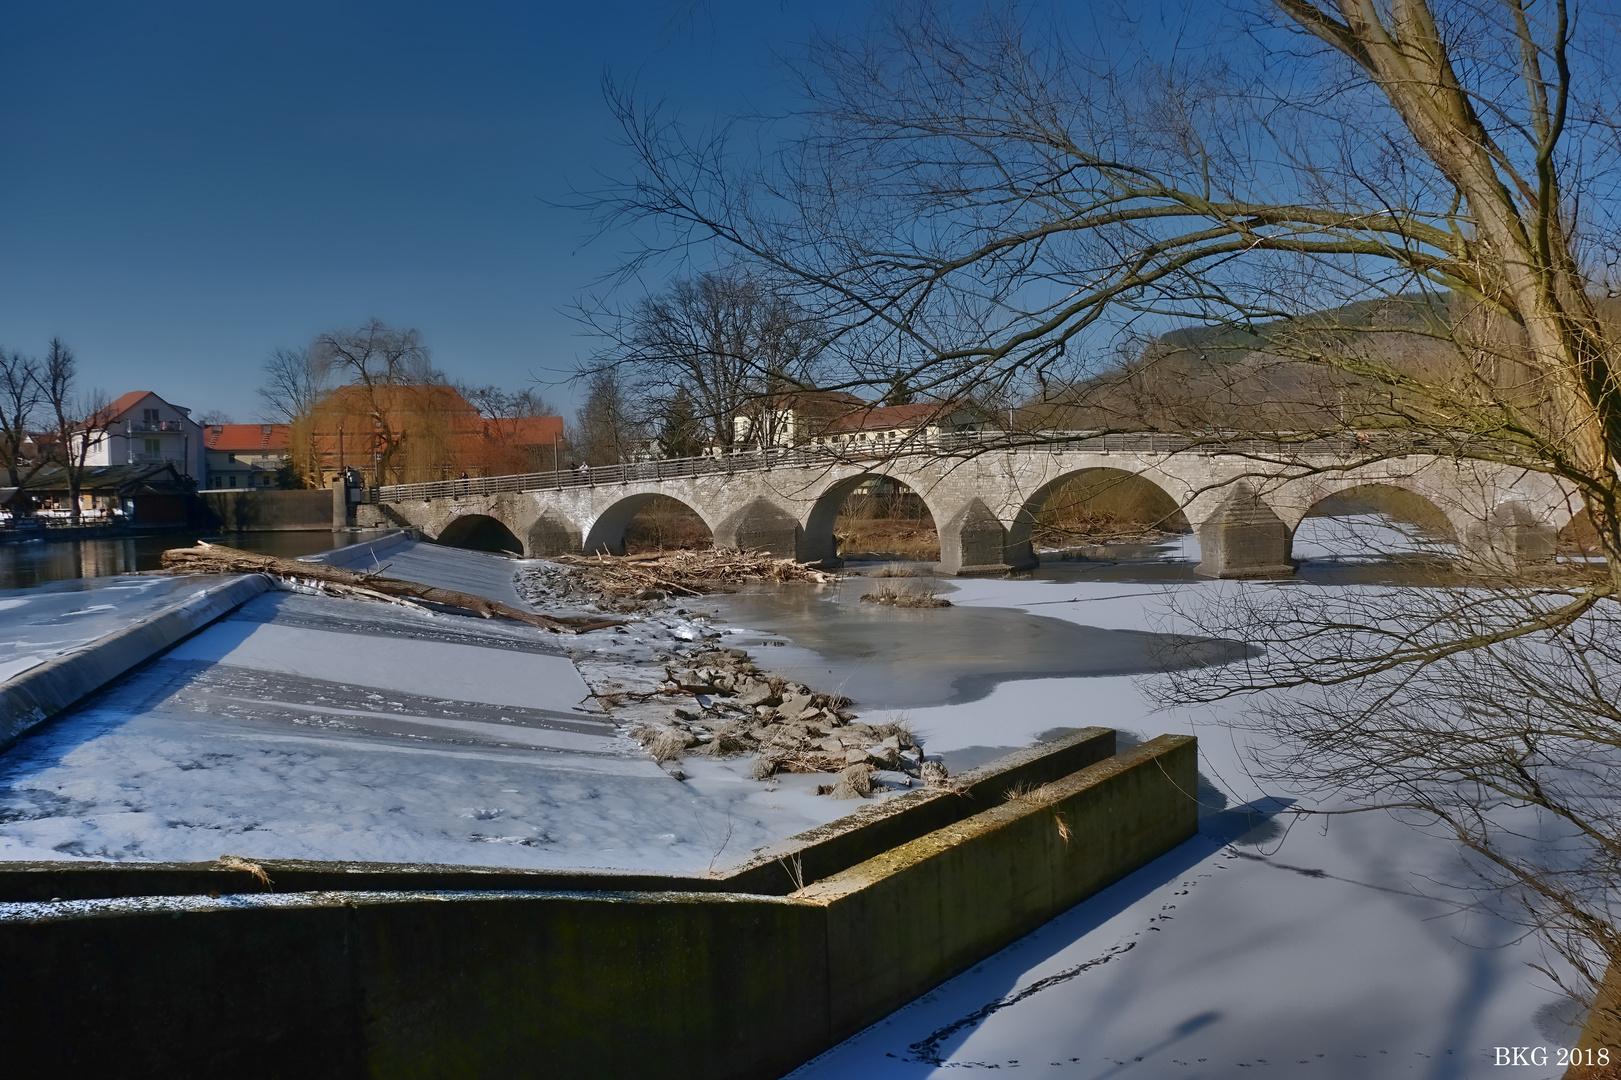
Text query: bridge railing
369 429 1436 504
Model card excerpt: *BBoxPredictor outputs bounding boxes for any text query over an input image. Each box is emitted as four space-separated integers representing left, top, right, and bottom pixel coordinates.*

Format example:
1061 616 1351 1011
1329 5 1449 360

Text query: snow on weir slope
0 544 863 870
789 575 1573 1079
0 574 234 684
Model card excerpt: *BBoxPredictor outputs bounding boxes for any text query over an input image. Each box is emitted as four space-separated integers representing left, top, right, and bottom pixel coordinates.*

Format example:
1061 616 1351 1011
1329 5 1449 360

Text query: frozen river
0 516 1581 1075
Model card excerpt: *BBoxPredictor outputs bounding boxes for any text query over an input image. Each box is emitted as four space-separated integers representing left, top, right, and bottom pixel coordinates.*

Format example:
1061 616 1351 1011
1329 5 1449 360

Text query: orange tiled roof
203 424 289 452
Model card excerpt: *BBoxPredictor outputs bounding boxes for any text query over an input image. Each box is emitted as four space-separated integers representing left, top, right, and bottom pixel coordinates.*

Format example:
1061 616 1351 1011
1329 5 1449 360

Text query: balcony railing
125 420 186 433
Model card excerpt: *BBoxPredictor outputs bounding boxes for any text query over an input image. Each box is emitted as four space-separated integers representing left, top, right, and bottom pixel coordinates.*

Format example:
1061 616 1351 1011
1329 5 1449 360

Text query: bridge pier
1462 502 1559 574
526 510 582 557
936 498 1024 576
1194 484 1297 579
716 497 801 559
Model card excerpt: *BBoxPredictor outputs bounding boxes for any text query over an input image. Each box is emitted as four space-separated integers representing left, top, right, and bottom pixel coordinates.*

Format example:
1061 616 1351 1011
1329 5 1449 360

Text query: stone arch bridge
360 435 1581 578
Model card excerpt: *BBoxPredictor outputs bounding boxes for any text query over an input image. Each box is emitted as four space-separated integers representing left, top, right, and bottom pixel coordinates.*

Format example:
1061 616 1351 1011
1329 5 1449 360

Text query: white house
73 391 206 483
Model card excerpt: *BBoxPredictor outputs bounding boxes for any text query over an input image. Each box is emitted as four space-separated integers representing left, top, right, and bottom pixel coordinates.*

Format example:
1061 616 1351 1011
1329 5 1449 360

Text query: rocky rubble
631 646 947 799
515 560 950 799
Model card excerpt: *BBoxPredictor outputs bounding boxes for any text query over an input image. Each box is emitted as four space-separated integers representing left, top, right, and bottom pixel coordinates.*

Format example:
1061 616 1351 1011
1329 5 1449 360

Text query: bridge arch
583 494 714 556
1290 482 1460 565
435 513 524 555
800 473 943 565
1006 467 1189 568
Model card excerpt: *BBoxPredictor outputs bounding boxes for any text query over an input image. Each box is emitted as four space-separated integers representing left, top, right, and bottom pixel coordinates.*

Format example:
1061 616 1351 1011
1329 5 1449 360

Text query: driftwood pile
630 646 948 798
160 543 623 633
551 549 835 606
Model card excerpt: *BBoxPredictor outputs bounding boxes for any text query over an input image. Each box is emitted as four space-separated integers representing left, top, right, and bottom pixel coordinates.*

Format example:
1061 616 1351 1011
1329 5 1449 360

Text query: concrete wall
0 734 1197 1079
201 488 334 531
805 734 1197 1036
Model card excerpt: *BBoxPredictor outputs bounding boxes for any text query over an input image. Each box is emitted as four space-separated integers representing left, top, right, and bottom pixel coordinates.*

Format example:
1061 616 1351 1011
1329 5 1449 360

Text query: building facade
74 392 206 482
202 424 290 490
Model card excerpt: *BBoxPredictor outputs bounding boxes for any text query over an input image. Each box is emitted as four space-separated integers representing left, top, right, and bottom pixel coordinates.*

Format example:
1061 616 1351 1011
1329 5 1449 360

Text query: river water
0 530 357 591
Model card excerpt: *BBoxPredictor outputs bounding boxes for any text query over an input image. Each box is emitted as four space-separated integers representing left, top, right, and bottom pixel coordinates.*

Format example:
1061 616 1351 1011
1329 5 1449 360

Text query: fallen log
160 543 624 633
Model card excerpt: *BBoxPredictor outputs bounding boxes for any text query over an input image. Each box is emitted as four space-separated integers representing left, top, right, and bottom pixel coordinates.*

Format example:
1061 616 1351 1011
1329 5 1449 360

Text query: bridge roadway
362 432 1581 577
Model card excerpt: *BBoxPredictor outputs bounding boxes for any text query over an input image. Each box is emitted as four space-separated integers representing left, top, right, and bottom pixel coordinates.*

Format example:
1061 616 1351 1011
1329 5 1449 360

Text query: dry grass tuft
867 563 922 578
860 583 951 608
217 854 272 888
632 723 696 763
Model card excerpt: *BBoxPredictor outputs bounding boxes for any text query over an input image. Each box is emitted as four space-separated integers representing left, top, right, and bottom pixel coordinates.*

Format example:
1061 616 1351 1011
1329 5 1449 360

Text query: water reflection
0 531 355 590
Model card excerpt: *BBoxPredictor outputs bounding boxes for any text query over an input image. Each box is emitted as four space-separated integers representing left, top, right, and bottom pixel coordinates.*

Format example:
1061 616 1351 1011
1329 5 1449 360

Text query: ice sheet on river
0 545 852 871
787 574 1572 1077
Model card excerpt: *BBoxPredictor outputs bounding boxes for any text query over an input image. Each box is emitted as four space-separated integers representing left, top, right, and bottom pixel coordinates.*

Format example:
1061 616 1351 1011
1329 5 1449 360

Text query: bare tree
310 321 441 485
579 268 827 451
258 345 329 487
39 339 110 525
0 348 41 488
585 0 1621 1029
572 369 639 465
458 383 565 473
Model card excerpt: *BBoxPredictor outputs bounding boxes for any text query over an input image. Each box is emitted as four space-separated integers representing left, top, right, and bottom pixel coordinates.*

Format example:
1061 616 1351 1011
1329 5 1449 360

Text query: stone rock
921 759 951 787
738 683 776 707
778 692 814 717
828 763 875 800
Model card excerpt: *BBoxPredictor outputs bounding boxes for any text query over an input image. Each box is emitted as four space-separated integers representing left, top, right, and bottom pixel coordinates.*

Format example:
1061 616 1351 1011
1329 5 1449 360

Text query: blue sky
0 0 864 421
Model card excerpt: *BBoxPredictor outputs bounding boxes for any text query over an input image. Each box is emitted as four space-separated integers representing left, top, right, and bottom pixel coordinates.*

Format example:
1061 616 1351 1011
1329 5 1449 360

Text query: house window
228 453 236 463
144 438 161 456
143 408 160 425
228 476 237 488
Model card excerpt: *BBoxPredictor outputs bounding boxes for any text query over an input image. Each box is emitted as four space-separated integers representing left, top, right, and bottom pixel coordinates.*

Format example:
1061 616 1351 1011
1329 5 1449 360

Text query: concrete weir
0 729 1199 1079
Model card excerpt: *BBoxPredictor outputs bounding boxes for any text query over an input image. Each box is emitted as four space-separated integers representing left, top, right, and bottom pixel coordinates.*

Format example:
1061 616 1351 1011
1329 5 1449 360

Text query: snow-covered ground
787 572 1577 1079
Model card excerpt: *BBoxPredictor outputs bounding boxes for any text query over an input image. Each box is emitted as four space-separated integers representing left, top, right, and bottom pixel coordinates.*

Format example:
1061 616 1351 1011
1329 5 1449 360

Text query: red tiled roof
84 391 160 428
203 424 289 452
